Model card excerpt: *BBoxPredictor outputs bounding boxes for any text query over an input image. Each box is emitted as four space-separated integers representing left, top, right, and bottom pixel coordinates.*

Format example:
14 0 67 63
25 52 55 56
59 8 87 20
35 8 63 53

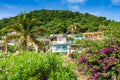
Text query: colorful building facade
50 34 75 53
82 32 103 40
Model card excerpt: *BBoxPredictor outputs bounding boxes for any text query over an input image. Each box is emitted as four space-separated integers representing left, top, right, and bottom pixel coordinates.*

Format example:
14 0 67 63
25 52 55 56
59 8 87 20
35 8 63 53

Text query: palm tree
98 25 107 31
68 23 82 34
0 12 47 52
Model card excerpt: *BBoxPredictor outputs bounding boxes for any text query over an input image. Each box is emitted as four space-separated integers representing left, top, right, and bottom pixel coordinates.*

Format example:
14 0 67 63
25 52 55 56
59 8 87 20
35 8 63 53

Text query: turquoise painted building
50 34 76 53
74 35 83 40
52 43 76 53
52 43 70 53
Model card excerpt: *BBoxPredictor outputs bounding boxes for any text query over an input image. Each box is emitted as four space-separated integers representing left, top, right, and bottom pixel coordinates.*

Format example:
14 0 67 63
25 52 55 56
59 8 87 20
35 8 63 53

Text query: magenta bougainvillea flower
79 58 83 63
78 38 120 79
102 66 108 71
103 47 109 52
111 57 117 63
90 68 96 73
95 72 101 78
91 75 96 80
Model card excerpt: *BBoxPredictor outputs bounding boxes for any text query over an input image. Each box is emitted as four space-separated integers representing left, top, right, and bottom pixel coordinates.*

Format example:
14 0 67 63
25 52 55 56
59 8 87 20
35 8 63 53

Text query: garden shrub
8 45 16 53
0 52 76 80
78 38 120 80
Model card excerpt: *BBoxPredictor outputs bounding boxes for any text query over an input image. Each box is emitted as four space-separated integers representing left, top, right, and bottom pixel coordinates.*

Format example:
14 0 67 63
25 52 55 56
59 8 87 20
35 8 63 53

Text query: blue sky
0 0 120 21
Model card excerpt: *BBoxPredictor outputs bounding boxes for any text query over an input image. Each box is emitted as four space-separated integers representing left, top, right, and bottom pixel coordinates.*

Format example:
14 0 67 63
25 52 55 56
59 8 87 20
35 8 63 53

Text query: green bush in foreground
0 52 76 80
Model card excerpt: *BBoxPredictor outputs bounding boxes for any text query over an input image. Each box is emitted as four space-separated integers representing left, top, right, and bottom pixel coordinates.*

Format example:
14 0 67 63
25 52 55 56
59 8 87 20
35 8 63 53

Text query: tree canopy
0 10 120 34
0 9 114 35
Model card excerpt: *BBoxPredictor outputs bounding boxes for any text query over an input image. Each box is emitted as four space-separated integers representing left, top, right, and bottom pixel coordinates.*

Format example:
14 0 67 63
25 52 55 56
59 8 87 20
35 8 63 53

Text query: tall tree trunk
32 42 38 53
21 39 27 51
5 44 8 53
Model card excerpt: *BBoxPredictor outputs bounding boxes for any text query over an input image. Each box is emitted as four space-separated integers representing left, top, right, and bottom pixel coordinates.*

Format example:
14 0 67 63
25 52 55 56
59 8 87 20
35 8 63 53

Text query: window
99 34 102 38
59 38 61 41
63 45 68 50
55 45 60 50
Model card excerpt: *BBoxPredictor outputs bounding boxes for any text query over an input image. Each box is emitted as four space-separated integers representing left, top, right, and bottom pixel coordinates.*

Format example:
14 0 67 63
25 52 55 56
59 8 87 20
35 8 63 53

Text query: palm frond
0 25 14 33
31 27 48 34
27 18 40 31
5 34 21 43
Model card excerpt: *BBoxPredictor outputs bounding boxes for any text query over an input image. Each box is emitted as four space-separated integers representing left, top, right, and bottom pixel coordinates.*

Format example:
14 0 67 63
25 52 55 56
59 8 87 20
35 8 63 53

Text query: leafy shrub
0 52 76 80
69 52 85 59
8 45 16 53
76 39 111 52
78 38 120 80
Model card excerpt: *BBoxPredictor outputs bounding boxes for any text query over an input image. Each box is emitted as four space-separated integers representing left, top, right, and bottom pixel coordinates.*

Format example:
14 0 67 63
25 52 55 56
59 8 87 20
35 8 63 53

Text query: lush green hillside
0 9 119 34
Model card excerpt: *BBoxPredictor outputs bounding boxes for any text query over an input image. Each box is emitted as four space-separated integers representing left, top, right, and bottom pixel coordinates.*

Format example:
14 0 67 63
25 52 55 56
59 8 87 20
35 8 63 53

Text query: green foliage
69 53 82 59
0 52 77 80
75 39 112 52
8 45 16 53
106 21 120 43
0 10 111 34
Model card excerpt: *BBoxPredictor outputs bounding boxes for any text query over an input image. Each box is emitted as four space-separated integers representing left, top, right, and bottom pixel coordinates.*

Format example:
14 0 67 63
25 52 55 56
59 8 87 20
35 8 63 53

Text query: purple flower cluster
111 57 117 63
111 48 117 52
98 60 103 64
98 57 117 65
78 39 120 79
90 67 96 73
95 72 101 78
102 66 108 71
78 54 87 63
79 58 83 63
91 75 96 80
103 47 109 52
97 57 117 72
100 47 109 54
100 46 120 55
91 72 101 80
103 59 110 63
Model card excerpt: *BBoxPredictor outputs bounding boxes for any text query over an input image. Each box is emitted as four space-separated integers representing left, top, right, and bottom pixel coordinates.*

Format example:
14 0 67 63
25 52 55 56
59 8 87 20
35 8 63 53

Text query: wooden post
67 46 70 56
32 42 38 53
5 44 8 53
35 45 38 53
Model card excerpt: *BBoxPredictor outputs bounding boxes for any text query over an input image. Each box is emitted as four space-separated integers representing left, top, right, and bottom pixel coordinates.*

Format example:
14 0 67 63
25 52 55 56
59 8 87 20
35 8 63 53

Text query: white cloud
112 0 120 4
62 0 86 4
61 0 85 12
90 11 100 16
68 4 80 11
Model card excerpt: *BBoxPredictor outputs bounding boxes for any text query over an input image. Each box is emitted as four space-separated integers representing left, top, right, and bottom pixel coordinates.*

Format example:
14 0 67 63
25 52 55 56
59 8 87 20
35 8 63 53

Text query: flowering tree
78 38 120 80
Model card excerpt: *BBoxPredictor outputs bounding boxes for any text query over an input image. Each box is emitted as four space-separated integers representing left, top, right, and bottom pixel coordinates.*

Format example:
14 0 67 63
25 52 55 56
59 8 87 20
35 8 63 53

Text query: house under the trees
50 34 76 54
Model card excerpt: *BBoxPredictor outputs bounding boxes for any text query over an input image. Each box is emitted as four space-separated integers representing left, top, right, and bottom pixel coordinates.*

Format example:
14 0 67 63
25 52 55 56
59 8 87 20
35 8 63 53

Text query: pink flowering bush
78 38 120 80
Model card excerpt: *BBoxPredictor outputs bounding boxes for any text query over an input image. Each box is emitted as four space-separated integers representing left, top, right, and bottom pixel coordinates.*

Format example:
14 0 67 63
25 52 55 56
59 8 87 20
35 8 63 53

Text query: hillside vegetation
0 9 120 35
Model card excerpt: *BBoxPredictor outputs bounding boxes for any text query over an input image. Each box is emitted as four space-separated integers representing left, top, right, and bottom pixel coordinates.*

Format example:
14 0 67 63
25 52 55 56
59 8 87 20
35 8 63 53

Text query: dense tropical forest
0 9 120 35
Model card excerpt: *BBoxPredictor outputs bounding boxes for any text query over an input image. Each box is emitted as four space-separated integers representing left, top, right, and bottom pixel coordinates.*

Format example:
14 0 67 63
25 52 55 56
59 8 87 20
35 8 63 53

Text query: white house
50 34 67 44
50 34 76 54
